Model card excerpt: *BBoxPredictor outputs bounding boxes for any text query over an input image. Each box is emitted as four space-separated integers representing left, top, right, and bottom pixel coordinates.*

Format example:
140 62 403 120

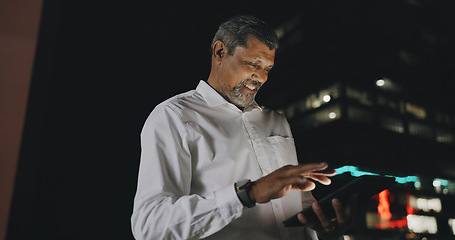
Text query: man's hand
297 195 357 240
249 162 336 204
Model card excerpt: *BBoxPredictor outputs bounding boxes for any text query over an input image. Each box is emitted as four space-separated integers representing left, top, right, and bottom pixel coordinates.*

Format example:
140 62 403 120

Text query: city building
258 2 455 239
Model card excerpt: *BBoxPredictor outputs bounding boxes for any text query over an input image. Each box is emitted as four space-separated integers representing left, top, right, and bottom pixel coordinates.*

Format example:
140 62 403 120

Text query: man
131 15 353 240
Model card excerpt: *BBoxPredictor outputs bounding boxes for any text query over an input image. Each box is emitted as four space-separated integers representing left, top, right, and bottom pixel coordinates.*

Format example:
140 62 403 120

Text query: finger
312 202 334 232
307 168 337 176
297 213 307 225
332 198 348 226
304 174 332 185
285 162 329 176
292 180 316 192
297 213 318 229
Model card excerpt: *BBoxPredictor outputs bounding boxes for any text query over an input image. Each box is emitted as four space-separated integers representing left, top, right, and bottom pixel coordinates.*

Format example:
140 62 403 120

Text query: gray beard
222 79 260 108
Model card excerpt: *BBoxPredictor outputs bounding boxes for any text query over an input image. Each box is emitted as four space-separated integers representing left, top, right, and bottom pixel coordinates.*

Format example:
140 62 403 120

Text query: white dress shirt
131 80 320 240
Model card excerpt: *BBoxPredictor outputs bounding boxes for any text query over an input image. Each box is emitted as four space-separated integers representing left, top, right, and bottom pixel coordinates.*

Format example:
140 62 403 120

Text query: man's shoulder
151 89 205 116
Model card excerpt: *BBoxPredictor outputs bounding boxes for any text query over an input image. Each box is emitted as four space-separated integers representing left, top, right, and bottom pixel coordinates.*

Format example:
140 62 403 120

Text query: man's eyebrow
253 58 274 68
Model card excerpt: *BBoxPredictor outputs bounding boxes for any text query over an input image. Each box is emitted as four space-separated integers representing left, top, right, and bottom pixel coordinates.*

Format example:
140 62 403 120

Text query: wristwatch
235 179 256 208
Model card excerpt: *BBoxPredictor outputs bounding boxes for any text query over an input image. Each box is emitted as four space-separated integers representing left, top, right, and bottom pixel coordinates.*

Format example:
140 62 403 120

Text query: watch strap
235 179 256 208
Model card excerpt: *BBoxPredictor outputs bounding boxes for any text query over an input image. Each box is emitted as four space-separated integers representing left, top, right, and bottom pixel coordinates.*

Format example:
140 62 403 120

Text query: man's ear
212 40 226 65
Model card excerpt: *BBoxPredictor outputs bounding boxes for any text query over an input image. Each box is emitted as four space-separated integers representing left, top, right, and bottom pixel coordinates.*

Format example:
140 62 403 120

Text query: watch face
236 179 249 188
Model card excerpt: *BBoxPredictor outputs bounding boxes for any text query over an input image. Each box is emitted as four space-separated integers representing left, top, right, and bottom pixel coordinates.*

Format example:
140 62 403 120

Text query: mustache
238 79 262 91
246 79 261 87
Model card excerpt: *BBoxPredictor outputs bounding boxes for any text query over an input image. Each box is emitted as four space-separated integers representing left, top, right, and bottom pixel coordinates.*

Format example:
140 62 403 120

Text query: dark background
7 0 454 239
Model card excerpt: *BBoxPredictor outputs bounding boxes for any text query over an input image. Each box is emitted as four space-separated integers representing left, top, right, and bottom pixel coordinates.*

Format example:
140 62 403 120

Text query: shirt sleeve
131 103 244 240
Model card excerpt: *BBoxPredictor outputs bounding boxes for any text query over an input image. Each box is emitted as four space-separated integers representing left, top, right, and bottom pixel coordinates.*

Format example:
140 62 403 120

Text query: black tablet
283 175 397 227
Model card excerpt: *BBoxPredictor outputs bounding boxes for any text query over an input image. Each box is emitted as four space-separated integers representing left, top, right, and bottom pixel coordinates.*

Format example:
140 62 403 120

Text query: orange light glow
375 190 408 229
378 190 392 221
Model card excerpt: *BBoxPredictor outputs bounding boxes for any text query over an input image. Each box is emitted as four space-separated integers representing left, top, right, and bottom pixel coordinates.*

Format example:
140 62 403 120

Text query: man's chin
230 97 255 109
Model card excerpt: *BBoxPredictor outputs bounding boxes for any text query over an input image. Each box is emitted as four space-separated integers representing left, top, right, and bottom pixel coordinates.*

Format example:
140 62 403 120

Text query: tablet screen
283 175 397 227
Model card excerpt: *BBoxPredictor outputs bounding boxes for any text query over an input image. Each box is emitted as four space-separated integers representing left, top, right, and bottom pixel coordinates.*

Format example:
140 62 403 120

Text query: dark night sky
8 0 455 239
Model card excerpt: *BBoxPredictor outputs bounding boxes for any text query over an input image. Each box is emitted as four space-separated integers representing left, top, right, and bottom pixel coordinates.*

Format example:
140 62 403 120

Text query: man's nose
251 69 268 84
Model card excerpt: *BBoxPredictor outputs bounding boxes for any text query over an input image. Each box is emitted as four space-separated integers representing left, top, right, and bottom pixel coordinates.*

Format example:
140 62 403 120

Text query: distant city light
415 198 442 212
433 180 442 188
312 100 321 108
449 219 455 235
407 215 438 234
329 112 337 119
376 79 385 87
323 95 331 102
434 178 448 186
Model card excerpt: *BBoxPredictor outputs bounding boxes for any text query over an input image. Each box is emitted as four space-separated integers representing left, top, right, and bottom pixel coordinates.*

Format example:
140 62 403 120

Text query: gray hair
211 15 279 55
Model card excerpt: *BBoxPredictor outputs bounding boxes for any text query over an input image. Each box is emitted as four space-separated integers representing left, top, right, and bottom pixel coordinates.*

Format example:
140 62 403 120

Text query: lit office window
449 218 455 235
321 83 341 100
374 77 402 93
305 84 342 110
298 105 341 130
346 86 373 106
405 102 426 119
347 106 375 125
435 129 454 144
315 105 341 123
408 121 433 139
380 115 405 133
407 215 438 234
409 196 442 213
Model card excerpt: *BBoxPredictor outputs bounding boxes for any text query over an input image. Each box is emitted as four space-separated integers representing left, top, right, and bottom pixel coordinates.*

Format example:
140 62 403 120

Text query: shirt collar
196 80 262 112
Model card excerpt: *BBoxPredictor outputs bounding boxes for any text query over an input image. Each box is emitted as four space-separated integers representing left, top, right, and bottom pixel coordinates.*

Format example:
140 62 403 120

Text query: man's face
215 37 275 108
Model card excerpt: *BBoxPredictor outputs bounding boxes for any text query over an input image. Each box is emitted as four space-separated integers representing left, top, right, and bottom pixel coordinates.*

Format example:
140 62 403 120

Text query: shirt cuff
215 184 244 220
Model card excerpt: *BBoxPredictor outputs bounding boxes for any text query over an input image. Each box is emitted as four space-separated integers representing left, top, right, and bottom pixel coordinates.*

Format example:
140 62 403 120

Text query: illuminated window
408 121 433 139
297 105 341 130
305 94 319 109
449 219 455 235
380 115 405 133
435 129 454 144
346 86 373 106
305 84 341 110
320 83 341 101
312 99 322 108
375 77 402 93
409 196 442 213
314 105 341 123
407 215 438 234
283 84 342 118
405 102 426 119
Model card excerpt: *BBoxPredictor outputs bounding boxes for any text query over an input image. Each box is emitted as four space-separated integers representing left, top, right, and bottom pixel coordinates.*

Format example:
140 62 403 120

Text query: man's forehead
235 37 275 63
